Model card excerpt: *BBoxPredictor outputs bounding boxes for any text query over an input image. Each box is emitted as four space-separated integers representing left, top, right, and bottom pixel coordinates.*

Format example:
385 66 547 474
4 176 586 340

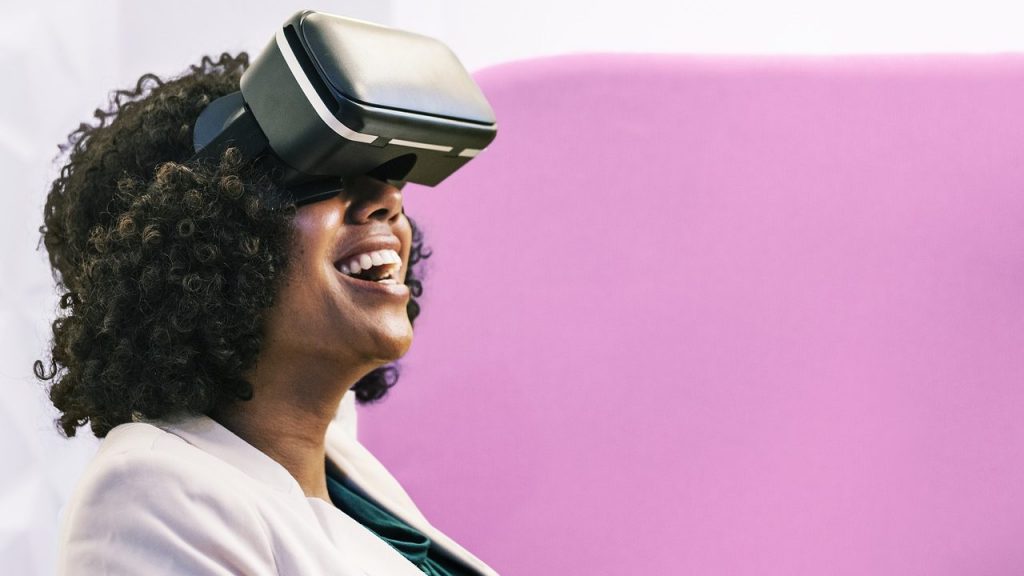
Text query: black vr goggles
191 10 498 205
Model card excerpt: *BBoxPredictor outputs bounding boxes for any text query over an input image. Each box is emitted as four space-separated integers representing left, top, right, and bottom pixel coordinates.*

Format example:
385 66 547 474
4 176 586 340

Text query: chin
370 322 414 364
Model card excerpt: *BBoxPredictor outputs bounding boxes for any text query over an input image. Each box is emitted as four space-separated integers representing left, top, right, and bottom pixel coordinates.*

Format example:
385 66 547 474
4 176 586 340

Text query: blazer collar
155 413 305 496
152 397 499 576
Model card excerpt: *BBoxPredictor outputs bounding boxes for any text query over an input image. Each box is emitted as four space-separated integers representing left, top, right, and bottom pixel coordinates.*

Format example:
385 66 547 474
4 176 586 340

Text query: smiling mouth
335 248 402 285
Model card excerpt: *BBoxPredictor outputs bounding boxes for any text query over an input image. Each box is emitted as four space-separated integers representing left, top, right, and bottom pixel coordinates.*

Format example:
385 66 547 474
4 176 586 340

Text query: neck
211 352 376 501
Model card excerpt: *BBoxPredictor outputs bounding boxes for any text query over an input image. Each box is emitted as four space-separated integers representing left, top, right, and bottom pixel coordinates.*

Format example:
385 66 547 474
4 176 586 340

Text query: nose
345 177 404 225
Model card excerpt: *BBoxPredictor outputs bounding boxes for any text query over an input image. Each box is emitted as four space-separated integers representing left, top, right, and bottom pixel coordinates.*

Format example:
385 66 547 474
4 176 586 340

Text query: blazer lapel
324 418 500 576
305 496 428 576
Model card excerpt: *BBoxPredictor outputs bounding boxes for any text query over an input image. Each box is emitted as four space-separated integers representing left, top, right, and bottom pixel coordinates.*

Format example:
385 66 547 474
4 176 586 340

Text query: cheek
398 218 414 281
288 206 336 279
275 217 335 312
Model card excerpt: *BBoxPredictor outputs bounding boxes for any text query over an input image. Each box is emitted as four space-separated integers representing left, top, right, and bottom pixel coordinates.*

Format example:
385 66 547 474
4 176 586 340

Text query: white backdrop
3 1 1022 573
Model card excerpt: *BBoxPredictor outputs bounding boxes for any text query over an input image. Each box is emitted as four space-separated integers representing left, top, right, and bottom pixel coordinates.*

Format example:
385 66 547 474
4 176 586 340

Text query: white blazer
56 392 499 575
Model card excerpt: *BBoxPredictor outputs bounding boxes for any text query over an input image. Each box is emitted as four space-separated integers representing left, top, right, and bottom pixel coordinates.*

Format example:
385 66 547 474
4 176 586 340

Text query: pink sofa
362 54 1024 575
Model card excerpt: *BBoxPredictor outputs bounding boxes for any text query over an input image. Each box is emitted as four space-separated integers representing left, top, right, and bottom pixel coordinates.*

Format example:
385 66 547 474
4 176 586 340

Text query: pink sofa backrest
362 54 1024 575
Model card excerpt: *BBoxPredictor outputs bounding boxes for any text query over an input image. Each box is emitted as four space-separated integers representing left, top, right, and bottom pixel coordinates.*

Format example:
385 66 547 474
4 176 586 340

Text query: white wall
391 0 1024 71
2 0 1023 573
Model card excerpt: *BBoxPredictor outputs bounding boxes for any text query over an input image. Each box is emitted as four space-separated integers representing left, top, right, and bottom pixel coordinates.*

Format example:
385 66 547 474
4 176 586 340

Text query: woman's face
259 175 415 375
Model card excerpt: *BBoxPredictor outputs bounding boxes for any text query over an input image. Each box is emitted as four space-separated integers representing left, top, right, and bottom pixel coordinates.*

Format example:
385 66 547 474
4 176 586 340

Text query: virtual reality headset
191 10 498 205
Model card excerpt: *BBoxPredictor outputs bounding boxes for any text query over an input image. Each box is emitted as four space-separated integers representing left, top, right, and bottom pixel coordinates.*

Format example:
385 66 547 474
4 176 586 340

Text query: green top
325 468 473 576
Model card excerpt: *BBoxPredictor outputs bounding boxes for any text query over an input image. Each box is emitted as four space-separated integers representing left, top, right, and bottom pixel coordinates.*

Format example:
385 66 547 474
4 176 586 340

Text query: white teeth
358 254 373 270
338 249 403 279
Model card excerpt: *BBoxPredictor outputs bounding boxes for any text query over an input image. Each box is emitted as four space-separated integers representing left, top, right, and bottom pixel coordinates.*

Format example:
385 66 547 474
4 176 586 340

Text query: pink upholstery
361 54 1024 575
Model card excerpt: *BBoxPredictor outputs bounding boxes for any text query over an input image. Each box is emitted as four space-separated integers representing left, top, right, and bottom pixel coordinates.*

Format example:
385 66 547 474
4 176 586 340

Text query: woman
37 53 497 575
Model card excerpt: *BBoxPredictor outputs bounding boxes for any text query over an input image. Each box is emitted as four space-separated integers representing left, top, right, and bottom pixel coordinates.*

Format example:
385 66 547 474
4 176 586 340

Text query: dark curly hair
35 53 429 438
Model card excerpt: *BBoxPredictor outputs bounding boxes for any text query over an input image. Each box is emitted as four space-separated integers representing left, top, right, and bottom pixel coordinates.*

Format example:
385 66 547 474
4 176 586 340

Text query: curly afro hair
35 53 430 438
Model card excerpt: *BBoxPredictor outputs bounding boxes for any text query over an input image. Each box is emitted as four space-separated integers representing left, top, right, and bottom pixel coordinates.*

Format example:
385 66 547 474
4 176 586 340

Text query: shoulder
58 422 276 575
